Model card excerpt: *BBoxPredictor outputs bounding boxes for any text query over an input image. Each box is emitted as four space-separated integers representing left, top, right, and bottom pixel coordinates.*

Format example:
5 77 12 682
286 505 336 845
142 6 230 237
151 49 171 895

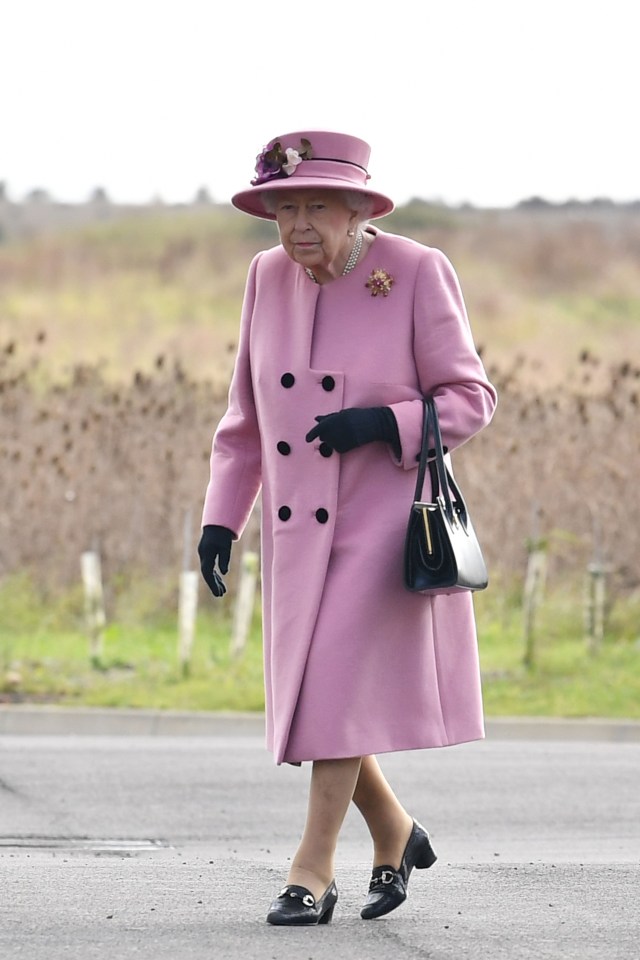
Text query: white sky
1 0 637 208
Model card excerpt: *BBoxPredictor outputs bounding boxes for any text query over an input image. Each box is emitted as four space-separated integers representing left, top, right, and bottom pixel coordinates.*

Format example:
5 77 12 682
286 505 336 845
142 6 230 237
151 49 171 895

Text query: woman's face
272 189 359 280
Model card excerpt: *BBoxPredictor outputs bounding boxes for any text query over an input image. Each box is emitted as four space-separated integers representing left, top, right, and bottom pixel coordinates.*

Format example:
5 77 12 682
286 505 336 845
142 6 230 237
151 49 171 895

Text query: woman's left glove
305 406 401 456
197 525 234 597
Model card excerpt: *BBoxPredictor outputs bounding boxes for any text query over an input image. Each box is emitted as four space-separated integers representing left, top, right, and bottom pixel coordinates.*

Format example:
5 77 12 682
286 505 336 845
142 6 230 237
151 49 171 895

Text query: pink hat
231 130 394 221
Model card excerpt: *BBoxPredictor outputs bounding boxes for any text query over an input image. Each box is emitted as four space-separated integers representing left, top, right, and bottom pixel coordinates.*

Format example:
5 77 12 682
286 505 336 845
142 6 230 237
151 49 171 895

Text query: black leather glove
198 525 234 597
305 406 401 457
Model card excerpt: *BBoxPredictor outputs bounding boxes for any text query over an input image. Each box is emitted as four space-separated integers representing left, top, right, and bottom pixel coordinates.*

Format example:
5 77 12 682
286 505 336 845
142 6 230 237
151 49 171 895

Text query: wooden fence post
584 563 608 654
522 503 546 670
178 570 199 677
230 548 259 659
584 513 611 654
80 549 106 668
178 507 199 677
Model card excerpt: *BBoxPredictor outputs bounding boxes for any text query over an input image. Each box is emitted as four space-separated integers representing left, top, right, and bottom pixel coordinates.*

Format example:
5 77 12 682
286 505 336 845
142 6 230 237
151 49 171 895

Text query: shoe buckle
280 886 316 908
380 870 395 885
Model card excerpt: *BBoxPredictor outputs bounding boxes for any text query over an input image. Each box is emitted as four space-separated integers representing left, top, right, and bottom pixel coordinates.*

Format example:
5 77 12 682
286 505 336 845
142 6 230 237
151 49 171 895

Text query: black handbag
403 397 488 594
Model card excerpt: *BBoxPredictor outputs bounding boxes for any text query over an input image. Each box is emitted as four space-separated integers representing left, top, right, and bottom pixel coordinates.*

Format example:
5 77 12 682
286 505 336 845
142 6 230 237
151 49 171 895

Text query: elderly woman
198 130 497 925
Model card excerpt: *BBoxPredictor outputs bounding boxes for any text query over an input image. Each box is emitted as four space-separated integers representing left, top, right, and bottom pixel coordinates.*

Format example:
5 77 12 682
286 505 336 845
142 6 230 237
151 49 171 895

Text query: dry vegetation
1 203 639 601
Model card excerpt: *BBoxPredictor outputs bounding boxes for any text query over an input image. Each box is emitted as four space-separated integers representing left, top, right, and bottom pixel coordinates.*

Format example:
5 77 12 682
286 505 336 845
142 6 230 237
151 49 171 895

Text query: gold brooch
366 268 395 297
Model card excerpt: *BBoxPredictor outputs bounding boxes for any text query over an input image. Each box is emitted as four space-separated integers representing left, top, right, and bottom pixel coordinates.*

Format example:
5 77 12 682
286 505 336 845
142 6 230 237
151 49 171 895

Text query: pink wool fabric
202 227 497 765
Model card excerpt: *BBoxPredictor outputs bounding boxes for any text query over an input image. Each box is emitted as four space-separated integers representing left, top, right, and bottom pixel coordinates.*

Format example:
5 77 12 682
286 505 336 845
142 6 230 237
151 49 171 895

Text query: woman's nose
293 208 310 230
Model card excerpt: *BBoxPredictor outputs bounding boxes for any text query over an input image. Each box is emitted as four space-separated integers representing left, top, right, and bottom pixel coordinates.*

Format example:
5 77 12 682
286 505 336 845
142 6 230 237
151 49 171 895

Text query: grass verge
1 573 639 718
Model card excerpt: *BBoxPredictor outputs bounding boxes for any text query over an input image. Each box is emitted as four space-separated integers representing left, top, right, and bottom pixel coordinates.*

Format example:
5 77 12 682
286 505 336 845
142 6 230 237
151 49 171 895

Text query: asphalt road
0 724 638 959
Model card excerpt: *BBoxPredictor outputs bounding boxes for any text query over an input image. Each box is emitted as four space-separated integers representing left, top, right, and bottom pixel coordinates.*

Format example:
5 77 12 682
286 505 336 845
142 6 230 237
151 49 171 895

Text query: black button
321 376 335 391
281 373 295 388
319 442 333 458
416 447 437 462
277 441 291 455
278 506 292 521
315 508 329 524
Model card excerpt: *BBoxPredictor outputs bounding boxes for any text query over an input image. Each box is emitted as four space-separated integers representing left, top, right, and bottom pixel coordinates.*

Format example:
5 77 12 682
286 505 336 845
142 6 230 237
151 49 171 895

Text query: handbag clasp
421 507 433 555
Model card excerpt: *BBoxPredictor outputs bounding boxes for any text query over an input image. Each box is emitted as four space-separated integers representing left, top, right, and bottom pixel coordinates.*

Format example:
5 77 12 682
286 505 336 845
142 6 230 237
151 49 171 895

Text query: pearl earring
347 229 355 237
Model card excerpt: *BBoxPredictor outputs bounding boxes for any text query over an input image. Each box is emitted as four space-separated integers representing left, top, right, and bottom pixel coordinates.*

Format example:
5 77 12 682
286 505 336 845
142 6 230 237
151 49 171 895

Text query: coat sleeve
388 247 497 470
201 255 262 535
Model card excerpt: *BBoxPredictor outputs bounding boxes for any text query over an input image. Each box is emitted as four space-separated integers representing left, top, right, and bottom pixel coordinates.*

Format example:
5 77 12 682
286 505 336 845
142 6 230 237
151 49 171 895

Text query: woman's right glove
197 525 234 597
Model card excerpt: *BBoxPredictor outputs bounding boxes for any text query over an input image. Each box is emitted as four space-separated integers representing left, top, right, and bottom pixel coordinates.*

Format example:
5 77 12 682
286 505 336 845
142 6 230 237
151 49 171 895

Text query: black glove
305 406 401 457
198 525 234 597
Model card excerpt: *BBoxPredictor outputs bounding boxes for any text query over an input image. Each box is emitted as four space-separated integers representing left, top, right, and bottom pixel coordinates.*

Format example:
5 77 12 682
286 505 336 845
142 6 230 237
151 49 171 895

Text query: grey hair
261 189 374 223
260 192 279 215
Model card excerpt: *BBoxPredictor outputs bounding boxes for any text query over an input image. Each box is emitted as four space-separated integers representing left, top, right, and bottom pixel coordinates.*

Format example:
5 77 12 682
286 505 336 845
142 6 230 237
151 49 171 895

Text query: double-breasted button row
280 372 336 392
278 506 329 524
278 370 335 462
278 439 333 458
281 372 335 391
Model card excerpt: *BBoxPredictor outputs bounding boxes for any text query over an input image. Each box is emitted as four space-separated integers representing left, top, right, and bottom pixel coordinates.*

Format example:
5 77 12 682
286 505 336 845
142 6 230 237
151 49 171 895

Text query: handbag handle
413 397 433 503
413 397 469 528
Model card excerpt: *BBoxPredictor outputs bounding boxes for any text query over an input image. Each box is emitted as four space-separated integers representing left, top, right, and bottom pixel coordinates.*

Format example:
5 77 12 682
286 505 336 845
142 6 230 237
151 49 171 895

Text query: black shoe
360 820 437 920
266 881 338 926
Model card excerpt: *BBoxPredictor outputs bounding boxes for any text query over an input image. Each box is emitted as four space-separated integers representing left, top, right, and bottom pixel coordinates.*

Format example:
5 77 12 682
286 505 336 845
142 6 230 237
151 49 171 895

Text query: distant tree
384 197 455 232
89 187 111 204
26 187 51 204
193 186 214 205
516 196 553 210
587 197 615 208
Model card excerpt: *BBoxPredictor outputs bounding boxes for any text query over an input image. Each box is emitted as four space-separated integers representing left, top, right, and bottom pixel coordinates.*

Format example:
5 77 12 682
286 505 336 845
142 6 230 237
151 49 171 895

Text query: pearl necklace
304 229 363 284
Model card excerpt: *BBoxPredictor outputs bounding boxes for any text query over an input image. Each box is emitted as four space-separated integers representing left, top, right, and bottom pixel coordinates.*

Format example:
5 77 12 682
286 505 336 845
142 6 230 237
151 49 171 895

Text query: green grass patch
1 573 639 718
474 581 640 718
0 619 265 712
0 573 264 712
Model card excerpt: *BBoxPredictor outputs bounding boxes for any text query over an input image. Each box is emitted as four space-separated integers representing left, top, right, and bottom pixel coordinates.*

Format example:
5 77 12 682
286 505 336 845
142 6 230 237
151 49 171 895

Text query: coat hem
274 728 486 765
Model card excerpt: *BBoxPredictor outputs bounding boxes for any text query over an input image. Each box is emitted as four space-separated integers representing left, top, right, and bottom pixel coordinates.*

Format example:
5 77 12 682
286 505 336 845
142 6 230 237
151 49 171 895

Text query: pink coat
202 227 497 765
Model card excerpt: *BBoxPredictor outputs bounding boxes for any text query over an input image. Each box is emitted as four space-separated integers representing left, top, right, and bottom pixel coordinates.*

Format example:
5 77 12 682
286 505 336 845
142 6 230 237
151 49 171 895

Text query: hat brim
231 177 394 221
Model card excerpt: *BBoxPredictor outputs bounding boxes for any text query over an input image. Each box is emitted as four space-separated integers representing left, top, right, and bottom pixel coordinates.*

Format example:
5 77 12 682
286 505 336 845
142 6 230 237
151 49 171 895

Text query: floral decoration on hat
366 268 395 297
251 138 313 185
